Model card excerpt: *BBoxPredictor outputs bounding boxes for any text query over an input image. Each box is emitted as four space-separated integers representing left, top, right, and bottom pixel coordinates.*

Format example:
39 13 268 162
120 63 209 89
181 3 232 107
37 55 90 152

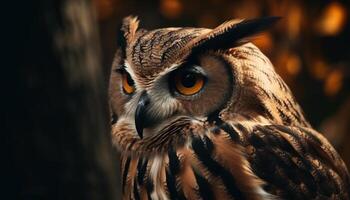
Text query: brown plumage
109 16 350 200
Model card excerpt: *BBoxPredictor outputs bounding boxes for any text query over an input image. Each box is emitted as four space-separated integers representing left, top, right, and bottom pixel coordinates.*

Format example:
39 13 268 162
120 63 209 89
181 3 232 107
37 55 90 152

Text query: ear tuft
121 16 140 43
117 16 140 49
188 16 281 53
116 16 140 59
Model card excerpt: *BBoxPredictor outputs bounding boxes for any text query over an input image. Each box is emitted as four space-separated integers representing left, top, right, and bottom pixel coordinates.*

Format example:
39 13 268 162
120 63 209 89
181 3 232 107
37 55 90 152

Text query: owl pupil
126 73 134 86
181 73 196 88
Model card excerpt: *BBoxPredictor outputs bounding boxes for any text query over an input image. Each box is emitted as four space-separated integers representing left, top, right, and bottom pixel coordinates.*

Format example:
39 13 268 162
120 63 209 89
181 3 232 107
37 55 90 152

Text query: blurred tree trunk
3 0 118 199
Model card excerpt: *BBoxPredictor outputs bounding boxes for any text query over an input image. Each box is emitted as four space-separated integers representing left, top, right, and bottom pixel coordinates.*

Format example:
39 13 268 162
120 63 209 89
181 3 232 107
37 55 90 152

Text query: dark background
94 0 350 167
4 1 349 199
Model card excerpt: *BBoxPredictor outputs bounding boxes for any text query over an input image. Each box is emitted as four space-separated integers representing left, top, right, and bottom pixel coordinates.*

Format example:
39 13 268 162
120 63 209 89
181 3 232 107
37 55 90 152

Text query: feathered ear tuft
117 16 140 50
121 16 140 42
188 16 281 54
116 16 140 60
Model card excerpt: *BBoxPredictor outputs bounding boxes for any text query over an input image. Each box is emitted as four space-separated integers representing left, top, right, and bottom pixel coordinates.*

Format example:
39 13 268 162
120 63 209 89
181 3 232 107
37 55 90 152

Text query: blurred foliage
93 0 350 165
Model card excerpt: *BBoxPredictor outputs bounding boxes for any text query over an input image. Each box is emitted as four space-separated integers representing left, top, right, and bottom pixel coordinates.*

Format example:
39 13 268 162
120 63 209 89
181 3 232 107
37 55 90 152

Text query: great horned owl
109 16 350 200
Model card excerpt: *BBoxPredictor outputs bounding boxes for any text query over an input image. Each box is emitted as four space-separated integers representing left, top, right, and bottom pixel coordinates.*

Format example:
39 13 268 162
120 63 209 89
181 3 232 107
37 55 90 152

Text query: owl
109 16 350 200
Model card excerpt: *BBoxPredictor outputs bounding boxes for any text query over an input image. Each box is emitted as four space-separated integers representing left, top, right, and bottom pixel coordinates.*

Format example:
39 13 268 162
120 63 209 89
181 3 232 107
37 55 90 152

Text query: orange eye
122 71 135 94
174 72 205 96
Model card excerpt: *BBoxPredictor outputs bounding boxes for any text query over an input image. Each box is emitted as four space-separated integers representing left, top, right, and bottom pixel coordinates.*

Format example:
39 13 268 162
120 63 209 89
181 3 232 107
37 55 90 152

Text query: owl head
110 16 309 154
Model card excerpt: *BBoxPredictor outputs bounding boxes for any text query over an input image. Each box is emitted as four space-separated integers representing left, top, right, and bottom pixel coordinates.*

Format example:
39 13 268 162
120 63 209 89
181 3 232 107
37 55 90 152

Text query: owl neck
230 78 311 128
226 44 311 128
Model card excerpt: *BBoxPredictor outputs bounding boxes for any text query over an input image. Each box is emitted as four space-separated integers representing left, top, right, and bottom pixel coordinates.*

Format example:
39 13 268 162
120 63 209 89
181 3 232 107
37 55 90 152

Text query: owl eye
174 71 205 96
122 71 135 94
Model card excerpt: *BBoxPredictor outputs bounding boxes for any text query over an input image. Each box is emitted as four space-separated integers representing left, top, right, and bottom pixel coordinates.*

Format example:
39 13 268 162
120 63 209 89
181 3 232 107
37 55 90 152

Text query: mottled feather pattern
114 118 349 199
110 16 350 199
129 28 209 80
223 44 310 128
114 118 272 200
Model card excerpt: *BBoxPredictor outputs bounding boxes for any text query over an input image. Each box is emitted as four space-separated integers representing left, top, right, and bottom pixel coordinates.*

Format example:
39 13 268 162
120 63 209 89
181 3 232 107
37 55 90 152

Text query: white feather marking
123 60 144 92
150 156 169 200
123 60 135 77
255 186 277 200
157 63 182 77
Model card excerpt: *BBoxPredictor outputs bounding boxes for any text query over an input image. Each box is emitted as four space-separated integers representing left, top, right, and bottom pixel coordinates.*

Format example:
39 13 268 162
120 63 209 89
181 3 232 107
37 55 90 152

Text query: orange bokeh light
311 60 330 80
317 2 347 36
252 33 273 54
285 54 301 76
160 0 183 19
324 69 343 96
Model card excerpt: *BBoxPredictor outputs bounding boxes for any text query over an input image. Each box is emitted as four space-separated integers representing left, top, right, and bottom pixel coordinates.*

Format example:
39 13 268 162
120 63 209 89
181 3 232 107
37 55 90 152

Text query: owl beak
135 91 150 139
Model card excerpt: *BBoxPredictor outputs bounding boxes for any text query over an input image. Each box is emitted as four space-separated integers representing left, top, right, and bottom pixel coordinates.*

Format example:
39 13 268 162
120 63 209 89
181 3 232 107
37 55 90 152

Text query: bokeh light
160 0 183 19
317 2 347 36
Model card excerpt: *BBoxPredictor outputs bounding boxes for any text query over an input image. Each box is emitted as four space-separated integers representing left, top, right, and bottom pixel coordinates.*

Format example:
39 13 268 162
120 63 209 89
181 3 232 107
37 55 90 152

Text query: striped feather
112 17 349 200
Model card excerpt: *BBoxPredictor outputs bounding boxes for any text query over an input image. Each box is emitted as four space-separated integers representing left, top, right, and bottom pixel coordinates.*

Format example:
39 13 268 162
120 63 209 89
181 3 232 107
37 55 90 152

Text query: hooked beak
135 91 150 139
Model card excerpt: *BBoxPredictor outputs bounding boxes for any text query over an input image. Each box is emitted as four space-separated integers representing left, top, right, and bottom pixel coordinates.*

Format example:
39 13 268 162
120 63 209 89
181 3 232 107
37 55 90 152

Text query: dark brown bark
3 0 118 199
